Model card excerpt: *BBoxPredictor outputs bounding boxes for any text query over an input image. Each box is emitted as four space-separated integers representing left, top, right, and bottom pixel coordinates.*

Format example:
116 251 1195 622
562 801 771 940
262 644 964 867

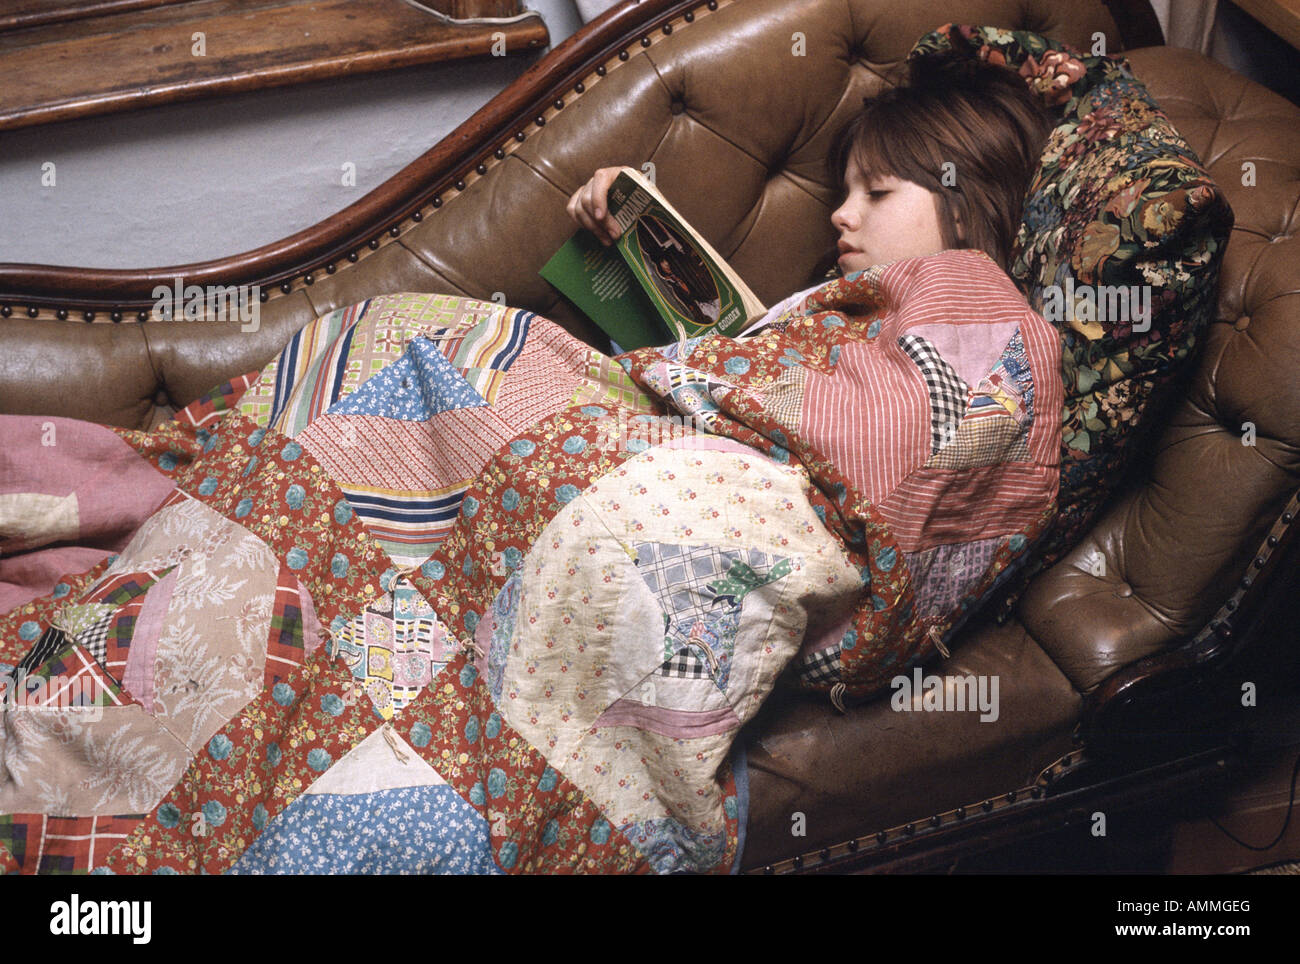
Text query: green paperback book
540 167 766 351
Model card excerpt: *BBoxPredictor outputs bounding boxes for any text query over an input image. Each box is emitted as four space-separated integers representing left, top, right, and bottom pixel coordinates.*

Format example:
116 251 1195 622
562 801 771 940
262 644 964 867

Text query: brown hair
828 55 1055 271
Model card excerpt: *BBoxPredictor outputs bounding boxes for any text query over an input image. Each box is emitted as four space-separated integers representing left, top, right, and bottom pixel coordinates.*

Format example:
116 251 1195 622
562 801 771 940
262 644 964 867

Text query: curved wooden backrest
0 0 1151 429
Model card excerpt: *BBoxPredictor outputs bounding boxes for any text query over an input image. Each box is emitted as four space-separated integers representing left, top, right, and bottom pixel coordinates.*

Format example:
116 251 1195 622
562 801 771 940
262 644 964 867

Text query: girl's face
831 156 951 273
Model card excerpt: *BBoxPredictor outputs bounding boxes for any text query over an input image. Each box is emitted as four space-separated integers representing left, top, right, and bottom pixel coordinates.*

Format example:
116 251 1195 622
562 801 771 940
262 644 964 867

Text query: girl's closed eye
825 56 1055 276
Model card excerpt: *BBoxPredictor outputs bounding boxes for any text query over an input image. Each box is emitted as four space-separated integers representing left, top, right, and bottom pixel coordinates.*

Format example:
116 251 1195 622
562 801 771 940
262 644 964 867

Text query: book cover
540 167 766 350
605 168 763 341
539 227 666 351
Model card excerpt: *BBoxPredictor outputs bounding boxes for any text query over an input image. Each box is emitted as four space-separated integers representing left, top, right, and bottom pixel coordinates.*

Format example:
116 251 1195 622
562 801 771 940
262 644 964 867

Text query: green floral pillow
907 25 1234 621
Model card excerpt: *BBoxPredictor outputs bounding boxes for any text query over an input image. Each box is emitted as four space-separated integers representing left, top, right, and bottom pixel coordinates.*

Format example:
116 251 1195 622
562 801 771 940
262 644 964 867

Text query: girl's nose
831 201 856 232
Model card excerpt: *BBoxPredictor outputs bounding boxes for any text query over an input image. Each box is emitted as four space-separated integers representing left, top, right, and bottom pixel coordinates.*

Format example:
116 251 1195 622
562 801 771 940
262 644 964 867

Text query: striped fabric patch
298 406 518 566
235 300 369 430
267 303 368 435
337 484 470 568
428 306 535 404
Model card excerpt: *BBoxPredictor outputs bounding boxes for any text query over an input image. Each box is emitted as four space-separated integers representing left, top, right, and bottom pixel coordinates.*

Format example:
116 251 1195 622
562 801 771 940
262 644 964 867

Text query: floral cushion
907 24 1234 621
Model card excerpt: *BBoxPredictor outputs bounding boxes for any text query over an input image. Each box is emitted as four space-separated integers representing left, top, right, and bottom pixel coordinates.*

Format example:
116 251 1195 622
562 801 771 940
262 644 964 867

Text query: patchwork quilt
0 247 1061 874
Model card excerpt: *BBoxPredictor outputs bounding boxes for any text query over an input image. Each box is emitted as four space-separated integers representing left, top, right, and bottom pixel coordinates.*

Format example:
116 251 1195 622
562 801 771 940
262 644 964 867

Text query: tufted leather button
1234 315 1250 331
1114 582 1133 598
670 98 685 115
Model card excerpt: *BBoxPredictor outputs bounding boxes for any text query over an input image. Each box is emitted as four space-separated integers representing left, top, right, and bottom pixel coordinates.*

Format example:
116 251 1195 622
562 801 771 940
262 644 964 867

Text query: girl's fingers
594 168 622 242
572 179 605 241
566 168 625 245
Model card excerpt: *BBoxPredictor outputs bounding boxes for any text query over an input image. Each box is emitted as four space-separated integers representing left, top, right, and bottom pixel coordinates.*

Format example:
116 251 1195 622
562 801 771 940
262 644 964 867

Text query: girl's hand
566 167 624 245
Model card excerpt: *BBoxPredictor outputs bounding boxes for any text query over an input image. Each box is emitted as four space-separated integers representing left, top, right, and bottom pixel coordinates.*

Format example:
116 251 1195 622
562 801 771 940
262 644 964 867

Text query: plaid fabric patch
632 543 792 689
634 543 773 633
760 367 807 433
174 372 258 430
0 815 32 871
265 565 308 687
0 839 18 875
51 602 115 638
904 537 1003 621
898 333 969 453
25 643 136 709
635 543 729 619
577 352 658 413
102 594 147 681
0 814 144 874
797 646 842 687
81 568 169 608
924 411 1030 470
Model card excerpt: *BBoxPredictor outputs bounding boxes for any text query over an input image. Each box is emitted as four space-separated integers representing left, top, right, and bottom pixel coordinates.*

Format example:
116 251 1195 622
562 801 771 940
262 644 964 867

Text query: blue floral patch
228 787 503 875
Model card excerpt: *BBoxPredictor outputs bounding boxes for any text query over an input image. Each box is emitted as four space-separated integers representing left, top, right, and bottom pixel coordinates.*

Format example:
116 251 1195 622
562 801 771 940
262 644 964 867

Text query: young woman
565 55 1055 330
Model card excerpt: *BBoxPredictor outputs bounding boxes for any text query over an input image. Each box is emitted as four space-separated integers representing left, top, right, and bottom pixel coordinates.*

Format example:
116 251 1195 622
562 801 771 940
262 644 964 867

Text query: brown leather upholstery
2 0 1299 871
743 613 1082 866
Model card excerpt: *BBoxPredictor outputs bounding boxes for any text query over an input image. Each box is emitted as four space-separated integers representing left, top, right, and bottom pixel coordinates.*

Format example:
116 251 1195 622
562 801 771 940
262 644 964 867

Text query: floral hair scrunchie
908 24 1234 622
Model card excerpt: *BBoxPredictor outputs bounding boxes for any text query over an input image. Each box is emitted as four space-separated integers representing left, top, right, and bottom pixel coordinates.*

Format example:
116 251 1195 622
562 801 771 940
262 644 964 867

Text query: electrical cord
1209 749 1300 851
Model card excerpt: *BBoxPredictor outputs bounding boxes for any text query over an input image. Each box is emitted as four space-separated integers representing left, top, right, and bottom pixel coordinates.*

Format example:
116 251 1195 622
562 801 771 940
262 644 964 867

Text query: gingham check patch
74 610 114 665
797 646 842 687
898 333 969 454
657 649 712 679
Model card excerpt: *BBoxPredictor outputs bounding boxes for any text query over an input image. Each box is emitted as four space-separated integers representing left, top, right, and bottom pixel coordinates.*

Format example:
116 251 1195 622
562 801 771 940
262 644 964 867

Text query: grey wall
0 1 584 270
